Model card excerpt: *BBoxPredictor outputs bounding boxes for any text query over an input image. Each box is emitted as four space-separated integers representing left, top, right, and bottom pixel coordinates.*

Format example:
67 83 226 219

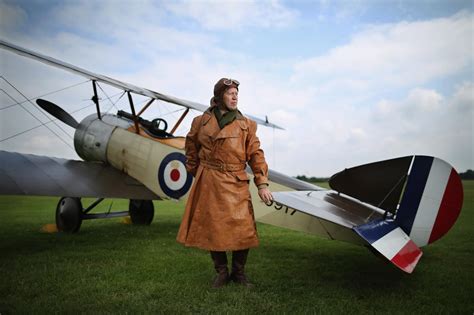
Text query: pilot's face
223 87 238 111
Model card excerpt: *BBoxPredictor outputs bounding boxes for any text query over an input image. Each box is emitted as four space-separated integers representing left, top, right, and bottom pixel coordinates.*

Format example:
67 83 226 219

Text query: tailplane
331 155 464 247
339 155 464 273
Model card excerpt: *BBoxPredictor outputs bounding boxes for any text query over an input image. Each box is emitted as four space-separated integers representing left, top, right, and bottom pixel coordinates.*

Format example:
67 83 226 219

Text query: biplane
0 39 464 274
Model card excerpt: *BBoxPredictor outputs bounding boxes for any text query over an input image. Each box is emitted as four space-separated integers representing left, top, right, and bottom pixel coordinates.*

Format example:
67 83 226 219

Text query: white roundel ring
158 152 192 199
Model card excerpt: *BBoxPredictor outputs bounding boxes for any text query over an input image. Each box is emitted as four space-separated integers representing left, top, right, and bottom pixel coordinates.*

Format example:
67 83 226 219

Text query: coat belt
200 160 246 172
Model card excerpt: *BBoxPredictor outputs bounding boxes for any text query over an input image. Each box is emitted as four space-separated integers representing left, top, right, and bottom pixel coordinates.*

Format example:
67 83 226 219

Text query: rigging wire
153 101 183 132
1 77 75 139
0 88 73 140
103 91 126 114
65 102 96 115
96 82 122 114
171 108 197 136
273 126 276 168
159 107 185 117
0 90 75 150
0 78 90 111
0 125 44 143
0 100 97 144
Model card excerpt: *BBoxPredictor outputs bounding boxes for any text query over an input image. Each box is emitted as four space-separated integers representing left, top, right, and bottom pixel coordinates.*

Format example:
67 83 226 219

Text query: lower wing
0 150 159 200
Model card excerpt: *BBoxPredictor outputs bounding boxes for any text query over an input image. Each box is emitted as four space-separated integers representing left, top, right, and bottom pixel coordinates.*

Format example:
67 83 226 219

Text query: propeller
36 99 79 129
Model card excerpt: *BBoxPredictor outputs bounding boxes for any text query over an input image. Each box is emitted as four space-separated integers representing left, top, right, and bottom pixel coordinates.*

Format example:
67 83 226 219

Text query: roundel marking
158 152 193 199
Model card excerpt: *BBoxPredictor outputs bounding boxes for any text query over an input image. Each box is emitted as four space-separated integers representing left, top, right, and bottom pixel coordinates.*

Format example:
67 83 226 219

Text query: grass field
0 182 473 314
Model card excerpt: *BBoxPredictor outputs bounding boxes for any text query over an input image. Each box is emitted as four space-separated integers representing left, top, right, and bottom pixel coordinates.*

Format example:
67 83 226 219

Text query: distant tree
295 175 329 183
296 175 308 182
459 169 474 180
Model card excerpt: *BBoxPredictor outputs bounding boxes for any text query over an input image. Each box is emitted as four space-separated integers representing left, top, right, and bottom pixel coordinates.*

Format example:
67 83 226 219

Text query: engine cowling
74 114 131 162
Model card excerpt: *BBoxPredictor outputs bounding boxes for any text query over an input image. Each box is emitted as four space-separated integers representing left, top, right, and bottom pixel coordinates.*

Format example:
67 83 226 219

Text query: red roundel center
170 169 180 182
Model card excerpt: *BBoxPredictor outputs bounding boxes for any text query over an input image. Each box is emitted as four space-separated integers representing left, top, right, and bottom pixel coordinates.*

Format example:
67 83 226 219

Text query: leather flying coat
176 106 269 251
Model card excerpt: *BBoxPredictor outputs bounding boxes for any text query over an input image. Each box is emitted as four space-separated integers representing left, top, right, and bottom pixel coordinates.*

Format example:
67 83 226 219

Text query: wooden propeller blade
36 99 79 129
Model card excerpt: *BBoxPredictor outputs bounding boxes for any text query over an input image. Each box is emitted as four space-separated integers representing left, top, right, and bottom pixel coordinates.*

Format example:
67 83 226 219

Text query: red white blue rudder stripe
395 156 463 247
354 219 422 273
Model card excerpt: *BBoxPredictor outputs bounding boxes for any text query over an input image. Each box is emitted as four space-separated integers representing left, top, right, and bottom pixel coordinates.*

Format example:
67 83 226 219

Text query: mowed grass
0 182 473 314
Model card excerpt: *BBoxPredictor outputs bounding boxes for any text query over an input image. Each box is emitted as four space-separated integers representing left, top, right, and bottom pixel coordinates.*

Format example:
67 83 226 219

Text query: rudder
395 156 463 247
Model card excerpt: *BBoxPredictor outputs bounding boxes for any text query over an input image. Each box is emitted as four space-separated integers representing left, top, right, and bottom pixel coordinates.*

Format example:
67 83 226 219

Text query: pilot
177 78 273 288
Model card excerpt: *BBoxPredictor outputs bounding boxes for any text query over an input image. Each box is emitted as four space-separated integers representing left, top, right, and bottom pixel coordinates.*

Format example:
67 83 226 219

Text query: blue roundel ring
158 152 193 199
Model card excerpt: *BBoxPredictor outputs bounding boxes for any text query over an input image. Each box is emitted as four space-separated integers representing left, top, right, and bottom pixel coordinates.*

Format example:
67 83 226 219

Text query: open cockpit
117 110 185 149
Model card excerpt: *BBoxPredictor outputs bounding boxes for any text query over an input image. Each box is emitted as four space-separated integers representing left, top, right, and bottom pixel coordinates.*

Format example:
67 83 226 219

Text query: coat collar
202 105 245 125
202 106 247 139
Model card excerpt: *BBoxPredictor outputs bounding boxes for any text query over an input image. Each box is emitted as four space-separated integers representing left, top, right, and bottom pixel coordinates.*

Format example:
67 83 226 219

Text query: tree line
296 169 474 183
295 175 329 183
459 169 474 180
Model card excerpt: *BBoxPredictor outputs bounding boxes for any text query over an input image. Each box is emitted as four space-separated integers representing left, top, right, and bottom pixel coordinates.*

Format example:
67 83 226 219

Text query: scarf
213 106 237 129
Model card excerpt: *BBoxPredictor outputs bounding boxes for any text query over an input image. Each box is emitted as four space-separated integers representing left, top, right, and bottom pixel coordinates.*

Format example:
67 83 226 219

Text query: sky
0 0 472 177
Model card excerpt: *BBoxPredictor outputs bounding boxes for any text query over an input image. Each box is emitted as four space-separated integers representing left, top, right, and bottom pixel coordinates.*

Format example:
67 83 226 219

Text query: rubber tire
129 199 154 225
56 197 83 233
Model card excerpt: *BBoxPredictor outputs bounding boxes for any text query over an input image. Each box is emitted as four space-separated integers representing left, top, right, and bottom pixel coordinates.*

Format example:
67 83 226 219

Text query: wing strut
127 91 140 133
170 108 190 135
137 98 155 117
92 80 101 120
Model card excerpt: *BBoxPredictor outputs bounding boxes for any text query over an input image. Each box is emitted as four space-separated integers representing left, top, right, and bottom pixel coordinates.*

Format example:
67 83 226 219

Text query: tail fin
329 156 412 214
395 156 463 247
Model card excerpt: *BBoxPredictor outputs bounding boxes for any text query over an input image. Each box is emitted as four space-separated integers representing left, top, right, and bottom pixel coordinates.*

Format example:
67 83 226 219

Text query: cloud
450 81 474 113
49 0 163 36
272 11 472 175
317 0 369 22
47 1 217 60
293 11 473 94
263 83 472 177
164 0 298 30
0 2 471 177
367 85 472 170
0 0 27 30
375 88 444 119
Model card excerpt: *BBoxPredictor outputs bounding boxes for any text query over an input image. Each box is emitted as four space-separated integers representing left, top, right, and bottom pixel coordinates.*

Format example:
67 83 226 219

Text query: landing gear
55 197 155 232
56 197 83 233
129 199 154 225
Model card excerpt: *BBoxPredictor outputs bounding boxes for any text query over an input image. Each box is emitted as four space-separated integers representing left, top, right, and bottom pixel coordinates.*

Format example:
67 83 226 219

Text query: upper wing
0 150 159 200
0 39 283 130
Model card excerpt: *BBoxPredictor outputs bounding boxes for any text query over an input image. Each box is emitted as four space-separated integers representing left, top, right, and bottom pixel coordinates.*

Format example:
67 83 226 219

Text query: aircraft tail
331 155 464 248
344 155 463 273
395 156 463 247
354 219 422 273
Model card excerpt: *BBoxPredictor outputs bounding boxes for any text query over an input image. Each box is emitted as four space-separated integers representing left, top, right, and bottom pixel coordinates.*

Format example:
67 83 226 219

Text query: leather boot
210 251 229 288
230 249 254 287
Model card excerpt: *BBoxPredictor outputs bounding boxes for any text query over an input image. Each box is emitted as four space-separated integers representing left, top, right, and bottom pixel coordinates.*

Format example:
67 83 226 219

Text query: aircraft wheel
56 197 83 233
129 199 154 225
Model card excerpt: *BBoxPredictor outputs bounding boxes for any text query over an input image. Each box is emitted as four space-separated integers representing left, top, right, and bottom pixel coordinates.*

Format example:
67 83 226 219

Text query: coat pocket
232 170 251 220
235 170 250 182
234 170 250 202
